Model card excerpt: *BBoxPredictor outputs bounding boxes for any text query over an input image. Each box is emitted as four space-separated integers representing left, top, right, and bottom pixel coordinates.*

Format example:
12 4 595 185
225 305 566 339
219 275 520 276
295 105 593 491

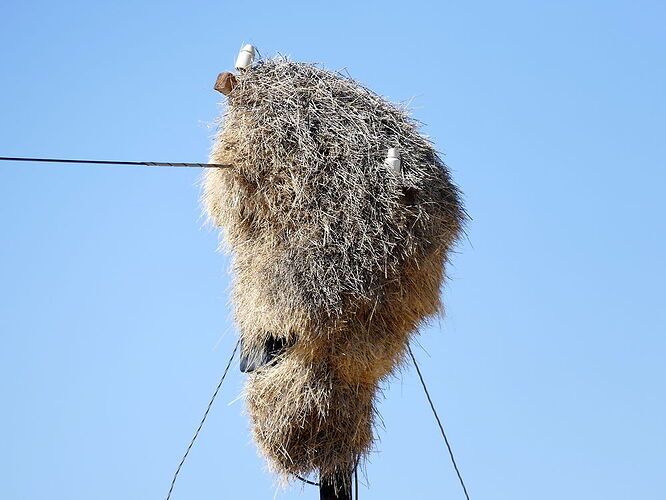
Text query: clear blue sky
1 1 664 499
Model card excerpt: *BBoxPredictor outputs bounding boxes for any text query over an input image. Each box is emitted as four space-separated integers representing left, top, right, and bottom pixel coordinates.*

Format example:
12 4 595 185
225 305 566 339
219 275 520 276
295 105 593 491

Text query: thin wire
166 339 240 500
295 474 319 486
0 156 231 168
407 345 471 500
354 464 358 500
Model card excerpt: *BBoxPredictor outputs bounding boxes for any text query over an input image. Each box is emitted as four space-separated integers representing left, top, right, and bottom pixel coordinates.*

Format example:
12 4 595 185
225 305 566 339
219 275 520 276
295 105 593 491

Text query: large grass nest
204 56 465 488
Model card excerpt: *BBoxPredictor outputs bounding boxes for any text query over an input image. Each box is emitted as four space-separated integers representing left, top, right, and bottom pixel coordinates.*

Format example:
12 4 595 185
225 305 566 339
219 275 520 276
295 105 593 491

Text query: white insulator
235 44 255 71
384 147 401 175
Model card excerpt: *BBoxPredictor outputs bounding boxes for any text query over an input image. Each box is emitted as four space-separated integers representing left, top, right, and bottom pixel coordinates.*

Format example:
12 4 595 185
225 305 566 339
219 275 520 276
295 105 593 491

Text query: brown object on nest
203 57 465 489
214 71 237 95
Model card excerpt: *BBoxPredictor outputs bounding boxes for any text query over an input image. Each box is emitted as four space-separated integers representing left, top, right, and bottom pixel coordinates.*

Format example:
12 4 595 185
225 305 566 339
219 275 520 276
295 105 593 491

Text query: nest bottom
246 357 376 488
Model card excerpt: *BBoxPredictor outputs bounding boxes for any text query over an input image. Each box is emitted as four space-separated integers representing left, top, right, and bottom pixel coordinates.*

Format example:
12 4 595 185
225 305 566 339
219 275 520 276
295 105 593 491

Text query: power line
166 339 240 500
408 345 471 500
0 156 231 168
295 474 319 486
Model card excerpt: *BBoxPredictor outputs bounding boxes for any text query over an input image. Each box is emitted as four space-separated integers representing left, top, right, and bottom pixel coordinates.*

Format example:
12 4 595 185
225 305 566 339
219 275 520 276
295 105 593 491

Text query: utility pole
319 472 352 500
